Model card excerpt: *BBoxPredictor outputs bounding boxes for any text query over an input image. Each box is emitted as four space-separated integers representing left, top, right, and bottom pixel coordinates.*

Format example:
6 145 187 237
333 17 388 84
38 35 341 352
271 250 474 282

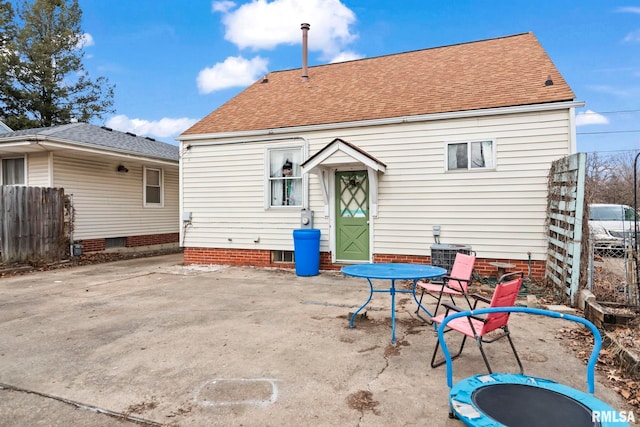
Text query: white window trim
143 166 164 208
1 156 27 185
444 139 496 172
264 142 307 210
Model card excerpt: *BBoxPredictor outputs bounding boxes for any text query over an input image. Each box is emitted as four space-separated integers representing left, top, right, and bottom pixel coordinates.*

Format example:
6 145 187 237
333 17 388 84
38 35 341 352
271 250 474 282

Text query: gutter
0 135 177 166
38 140 177 166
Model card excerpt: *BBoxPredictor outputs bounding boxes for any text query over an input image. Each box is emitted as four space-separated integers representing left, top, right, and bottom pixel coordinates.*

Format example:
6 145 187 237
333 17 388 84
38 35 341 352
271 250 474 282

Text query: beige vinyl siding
26 152 51 186
317 109 570 261
181 108 572 261
52 154 178 240
181 140 317 250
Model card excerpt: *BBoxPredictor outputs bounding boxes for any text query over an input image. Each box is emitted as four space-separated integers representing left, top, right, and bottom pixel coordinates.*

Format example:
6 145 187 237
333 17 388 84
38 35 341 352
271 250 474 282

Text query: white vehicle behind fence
588 203 639 254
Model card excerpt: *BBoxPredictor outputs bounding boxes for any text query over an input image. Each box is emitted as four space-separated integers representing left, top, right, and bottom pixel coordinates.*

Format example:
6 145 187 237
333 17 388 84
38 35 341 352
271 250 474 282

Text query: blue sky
76 0 640 153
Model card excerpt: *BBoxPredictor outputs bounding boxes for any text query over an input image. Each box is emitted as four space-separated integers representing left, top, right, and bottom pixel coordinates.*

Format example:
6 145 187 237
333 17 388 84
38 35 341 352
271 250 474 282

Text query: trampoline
437 307 631 427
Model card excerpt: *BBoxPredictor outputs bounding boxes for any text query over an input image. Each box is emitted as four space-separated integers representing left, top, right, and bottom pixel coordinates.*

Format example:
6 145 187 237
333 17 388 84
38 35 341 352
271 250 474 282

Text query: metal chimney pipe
301 23 310 80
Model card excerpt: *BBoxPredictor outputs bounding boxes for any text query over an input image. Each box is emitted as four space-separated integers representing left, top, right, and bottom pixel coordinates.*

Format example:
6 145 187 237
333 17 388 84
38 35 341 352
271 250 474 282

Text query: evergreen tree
0 0 17 125
0 0 114 130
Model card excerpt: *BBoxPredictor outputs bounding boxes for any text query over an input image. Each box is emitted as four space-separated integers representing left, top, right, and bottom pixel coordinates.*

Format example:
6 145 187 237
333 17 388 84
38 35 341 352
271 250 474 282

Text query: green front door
335 171 369 261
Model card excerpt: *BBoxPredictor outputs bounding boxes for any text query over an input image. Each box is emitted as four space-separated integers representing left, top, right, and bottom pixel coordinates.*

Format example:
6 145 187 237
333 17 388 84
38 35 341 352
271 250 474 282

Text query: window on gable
1 157 26 185
267 147 303 207
446 140 494 171
144 167 163 207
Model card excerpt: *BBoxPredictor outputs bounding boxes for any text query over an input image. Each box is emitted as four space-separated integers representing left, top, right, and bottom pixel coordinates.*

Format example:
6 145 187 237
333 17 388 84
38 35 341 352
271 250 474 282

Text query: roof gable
301 138 386 173
183 33 575 136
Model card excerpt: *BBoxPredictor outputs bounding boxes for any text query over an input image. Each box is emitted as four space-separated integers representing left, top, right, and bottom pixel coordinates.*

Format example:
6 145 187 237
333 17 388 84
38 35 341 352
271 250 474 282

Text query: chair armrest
441 302 463 313
498 271 524 283
443 275 472 284
441 276 472 291
470 293 490 304
441 302 486 323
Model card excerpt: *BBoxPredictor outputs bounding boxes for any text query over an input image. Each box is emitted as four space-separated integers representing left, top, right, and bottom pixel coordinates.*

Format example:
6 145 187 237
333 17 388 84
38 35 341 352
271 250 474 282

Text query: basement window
105 237 126 248
272 250 294 263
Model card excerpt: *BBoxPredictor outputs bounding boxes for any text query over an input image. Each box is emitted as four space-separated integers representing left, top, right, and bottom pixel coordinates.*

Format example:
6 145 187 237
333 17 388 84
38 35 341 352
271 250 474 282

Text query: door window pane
339 172 368 217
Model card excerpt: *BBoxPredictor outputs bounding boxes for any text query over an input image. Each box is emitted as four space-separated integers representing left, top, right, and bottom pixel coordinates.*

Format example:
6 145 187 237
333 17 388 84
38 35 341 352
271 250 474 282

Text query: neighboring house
0 122 179 253
0 120 12 134
177 32 583 279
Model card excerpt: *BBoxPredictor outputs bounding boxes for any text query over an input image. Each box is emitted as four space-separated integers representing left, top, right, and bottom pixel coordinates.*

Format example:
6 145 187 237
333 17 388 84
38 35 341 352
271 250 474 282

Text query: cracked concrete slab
0 253 632 426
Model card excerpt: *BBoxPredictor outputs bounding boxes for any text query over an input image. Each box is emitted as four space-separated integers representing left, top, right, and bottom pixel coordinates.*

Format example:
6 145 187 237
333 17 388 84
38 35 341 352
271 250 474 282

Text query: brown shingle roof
183 32 575 136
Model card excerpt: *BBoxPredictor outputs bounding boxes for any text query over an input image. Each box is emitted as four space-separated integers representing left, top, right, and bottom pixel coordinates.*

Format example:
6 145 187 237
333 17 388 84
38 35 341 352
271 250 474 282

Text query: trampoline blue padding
438 307 631 427
450 373 625 426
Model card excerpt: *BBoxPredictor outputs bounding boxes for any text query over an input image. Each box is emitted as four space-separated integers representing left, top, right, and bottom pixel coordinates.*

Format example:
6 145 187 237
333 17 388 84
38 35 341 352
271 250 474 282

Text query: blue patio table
341 263 447 343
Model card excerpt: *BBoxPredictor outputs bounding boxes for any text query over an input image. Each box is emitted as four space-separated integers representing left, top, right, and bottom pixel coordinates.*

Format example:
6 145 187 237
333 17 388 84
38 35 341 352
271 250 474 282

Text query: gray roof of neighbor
0 122 179 162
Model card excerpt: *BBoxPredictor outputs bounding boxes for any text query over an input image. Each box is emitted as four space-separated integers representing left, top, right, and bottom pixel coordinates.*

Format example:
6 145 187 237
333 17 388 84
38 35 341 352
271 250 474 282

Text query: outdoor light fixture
117 165 129 173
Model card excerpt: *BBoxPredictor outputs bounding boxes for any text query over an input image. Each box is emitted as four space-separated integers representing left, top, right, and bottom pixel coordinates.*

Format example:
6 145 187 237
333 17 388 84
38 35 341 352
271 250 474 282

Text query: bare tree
586 151 640 208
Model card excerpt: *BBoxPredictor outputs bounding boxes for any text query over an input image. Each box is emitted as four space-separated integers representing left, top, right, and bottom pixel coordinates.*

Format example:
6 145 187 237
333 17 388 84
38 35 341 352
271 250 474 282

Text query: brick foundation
184 248 279 268
79 233 179 253
80 238 105 252
183 247 546 280
126 233 179 247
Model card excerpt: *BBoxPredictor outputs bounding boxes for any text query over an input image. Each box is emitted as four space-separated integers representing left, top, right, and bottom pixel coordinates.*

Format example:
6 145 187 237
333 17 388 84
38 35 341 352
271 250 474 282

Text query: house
0 122 179 253
177 32 583 279
0 120 11 134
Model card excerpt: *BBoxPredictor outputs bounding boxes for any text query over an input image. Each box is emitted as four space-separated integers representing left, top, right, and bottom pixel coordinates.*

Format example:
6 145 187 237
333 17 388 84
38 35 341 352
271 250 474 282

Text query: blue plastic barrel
293 228 321 276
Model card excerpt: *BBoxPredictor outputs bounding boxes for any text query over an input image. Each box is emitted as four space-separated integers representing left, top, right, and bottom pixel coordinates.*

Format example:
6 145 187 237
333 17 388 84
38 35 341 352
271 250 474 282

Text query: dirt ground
546 256 640 415
0 248 182 277
560 321 640 411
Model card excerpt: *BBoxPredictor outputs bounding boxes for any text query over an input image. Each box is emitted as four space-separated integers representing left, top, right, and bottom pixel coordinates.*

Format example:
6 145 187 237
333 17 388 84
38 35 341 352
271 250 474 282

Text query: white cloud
616 7 640 14
106 115 198 139
616 7 640 42
213 1 236 13
624 29 640 42
587 84 637 98
575 110 610 126
214 0 358 60
329 50 363 63
196 55 268 93
76 33 94 49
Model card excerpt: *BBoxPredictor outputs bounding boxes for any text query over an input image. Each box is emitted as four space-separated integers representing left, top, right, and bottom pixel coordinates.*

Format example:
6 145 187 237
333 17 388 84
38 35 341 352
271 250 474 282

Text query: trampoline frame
437 306 631 426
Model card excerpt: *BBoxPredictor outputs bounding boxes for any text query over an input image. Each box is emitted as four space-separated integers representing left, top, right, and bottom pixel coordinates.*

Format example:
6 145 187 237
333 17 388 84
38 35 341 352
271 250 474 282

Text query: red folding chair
430 272 525 373
415 252 476 321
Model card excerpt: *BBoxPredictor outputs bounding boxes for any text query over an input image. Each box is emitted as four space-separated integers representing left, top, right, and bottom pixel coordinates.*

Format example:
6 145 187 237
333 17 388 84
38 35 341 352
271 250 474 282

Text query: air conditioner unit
430 243 472 275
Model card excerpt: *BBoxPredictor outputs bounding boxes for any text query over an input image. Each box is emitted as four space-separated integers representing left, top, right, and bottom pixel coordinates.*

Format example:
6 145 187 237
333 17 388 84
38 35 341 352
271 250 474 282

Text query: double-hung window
267 146 303 207
1 157 26 185
446 140 494 171
144 166 163 207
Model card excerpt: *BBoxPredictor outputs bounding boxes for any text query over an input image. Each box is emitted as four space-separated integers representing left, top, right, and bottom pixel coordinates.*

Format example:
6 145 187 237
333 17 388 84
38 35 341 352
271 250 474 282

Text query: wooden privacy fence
545 153 587 306
0 186 67 264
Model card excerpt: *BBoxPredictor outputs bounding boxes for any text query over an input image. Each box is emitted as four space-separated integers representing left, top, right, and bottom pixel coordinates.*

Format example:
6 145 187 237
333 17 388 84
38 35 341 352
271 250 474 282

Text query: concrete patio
0 253 630 426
